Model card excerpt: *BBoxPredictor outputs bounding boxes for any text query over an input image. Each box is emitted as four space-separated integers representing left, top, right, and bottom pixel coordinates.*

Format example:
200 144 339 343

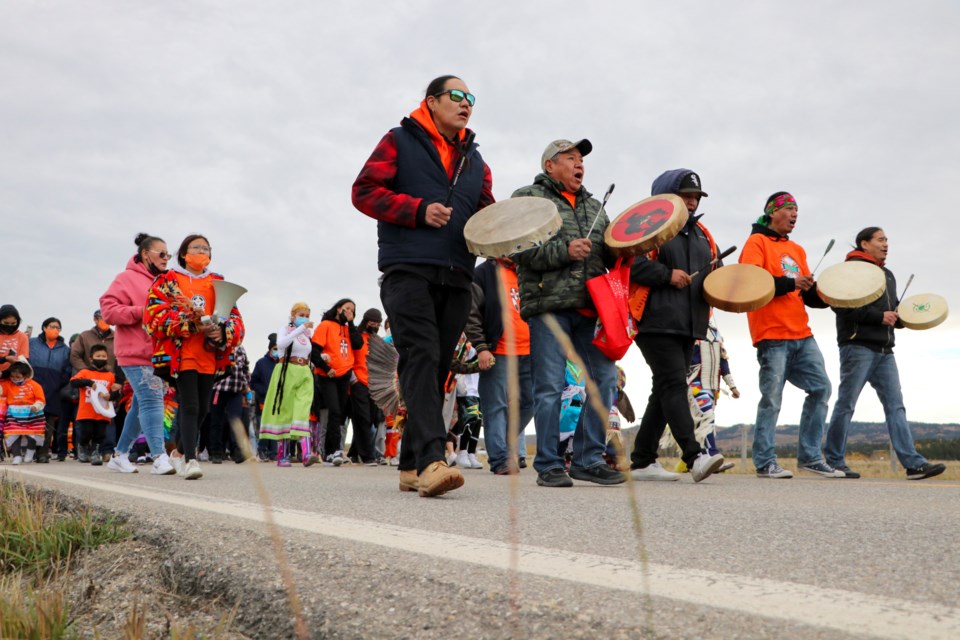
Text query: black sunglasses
434 89 475 107
148 250 171 259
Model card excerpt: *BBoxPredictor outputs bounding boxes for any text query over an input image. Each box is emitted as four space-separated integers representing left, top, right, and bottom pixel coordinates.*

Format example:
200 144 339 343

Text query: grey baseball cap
541 139 592 171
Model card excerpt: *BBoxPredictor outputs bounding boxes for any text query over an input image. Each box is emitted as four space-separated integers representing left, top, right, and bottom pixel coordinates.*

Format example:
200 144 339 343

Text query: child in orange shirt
70 345 121 467
1 358 46 464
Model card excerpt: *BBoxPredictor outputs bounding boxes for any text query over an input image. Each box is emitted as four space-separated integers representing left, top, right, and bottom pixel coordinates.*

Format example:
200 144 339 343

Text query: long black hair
321 298 355 323
425 75 459 100
854 227 883 251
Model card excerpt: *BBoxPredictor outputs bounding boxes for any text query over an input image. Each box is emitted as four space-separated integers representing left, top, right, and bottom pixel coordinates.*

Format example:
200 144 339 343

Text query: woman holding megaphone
144 234 245 480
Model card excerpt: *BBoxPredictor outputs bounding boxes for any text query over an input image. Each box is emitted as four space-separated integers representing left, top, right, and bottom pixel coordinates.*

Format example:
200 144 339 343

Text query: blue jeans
753 337 831 469
478 354 532 470
824 344 925 470
116 365 167 458
529 311 616 474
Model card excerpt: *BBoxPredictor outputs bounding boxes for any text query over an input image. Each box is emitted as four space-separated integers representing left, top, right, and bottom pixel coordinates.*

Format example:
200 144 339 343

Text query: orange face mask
96 319 110 332
185 254 211 272
44 327 60 341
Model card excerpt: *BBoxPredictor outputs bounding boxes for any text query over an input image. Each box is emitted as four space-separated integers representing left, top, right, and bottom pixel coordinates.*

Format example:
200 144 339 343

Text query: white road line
8 468 959 639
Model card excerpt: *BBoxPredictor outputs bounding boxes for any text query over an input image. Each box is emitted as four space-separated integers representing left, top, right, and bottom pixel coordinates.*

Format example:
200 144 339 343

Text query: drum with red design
604 194 689 257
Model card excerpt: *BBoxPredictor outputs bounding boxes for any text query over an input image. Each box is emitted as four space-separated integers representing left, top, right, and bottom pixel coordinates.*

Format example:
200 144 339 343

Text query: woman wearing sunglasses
144 234 245 480
351 75 494 497
100 233 176 475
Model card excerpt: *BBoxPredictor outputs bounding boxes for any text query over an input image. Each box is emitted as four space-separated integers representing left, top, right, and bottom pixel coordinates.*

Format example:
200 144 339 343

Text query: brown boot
417 461 464 497
399 469 419 492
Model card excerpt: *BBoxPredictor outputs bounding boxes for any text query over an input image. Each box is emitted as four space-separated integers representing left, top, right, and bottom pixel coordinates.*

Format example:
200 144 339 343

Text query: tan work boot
399 469 419 492
417 460 464 497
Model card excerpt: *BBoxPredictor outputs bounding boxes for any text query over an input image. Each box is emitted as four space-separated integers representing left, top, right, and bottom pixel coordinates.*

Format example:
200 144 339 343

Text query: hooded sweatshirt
833 250 898 352
739 223 826 345
100 255 161 367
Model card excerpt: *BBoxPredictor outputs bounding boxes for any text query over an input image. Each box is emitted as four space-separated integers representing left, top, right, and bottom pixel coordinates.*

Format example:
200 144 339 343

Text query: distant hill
713 422 960 451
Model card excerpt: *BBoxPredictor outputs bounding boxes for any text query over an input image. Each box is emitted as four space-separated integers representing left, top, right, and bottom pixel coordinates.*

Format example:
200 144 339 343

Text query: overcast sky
2 1 957 428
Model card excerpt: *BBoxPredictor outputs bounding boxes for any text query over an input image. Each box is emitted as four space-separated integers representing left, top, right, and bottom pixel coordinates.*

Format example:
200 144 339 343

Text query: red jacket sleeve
352 131 423 229
479 161 495 210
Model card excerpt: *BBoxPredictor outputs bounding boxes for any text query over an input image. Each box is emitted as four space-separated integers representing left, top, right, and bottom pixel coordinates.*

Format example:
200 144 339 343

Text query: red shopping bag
586 257 637 360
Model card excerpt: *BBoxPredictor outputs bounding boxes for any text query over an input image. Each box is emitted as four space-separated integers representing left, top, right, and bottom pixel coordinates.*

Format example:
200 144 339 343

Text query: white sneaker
468 453 484 469
107 454 138 474
631 462 680 481
447 452 459 467
12 456 22 465
183 459 203 480
388 457 399 467
455 450 470 468
332 451 344 467
198 449 209 462
691 453 725 483
151 453 176 476
23 449 35 463
170 455 185 476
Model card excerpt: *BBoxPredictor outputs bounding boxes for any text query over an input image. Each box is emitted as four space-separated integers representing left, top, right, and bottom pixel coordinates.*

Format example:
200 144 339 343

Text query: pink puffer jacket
99 257 158 367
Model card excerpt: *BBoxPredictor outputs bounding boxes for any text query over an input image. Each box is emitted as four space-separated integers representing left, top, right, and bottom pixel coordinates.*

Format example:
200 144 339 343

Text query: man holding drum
512 139 624 488
823 228 946 480
739 192 840 479
628 169 726 483
351 74 494 497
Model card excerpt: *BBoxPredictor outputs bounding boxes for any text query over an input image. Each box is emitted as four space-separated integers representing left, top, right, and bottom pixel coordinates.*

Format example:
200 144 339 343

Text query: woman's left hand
204 324 223 342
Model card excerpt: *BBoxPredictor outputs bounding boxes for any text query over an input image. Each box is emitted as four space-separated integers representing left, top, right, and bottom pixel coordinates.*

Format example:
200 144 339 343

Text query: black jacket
465 259 504 354
834 254 897 353
630 215 716 339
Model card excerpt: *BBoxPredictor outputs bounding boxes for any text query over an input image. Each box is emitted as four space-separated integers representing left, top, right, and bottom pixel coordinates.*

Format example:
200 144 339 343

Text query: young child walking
70 344 121 467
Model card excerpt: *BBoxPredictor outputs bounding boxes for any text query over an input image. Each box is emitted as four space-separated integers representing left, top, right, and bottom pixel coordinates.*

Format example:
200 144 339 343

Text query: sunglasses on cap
433 89 475 107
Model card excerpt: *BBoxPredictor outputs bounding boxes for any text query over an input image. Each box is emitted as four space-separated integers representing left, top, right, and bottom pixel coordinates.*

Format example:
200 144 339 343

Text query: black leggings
317 374 350 455
176 370 215 461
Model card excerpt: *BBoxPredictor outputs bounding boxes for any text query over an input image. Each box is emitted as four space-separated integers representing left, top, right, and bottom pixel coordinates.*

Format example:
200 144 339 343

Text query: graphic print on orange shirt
174 272 216 374
493 265 531 356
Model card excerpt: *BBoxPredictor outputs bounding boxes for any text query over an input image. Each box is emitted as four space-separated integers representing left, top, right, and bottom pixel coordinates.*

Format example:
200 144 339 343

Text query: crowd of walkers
1 73 948 492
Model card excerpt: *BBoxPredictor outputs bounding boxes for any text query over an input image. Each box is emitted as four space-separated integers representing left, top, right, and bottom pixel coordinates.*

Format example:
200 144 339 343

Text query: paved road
6 461 960 639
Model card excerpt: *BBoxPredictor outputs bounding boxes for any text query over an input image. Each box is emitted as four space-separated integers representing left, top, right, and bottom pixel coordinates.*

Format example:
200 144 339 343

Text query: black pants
631 333 704 468
36 413 59 460
76 419 109 451
176 370 215 461
209 389 243 458
380 271 471 474
346 382 376 462
317 374 351 456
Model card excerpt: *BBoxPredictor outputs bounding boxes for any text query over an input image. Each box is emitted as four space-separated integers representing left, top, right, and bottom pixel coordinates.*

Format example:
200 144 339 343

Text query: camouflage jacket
511 173 611 319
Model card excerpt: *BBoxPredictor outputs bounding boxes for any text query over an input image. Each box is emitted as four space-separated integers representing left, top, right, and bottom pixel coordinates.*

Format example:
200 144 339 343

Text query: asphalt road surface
7 461 959 639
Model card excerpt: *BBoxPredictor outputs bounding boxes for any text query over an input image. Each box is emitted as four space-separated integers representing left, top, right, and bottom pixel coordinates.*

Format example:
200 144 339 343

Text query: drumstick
690 245 737 278
585 183 615 237
896 274 914 307
811 238 835 275
443 131 477 207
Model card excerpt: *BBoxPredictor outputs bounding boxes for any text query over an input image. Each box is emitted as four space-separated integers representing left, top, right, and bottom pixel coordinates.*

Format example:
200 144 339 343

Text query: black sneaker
518 457 527 469
210 454 224 465
569 464 625 485
906 462 946 480
536 468 573 488
834 465 861 479
797 461 844 478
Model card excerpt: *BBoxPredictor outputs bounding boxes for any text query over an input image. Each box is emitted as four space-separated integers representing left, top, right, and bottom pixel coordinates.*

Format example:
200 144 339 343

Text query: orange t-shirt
561 191 577 209
71 368 116 422
493 264 531 356
0 332 29 373
174 272 216 374
353 333 370 386
739 232 814 345
312 320 355 378
1 378 45 408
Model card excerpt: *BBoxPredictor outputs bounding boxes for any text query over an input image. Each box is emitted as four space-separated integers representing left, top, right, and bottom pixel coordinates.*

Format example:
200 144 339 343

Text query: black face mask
364 324 377 334
147 261 162 276
92 360 108 370
0 324 16 335
337 312 347 323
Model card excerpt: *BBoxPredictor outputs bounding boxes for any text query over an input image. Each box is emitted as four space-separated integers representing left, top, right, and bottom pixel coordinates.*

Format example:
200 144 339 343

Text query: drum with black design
464 197 563 258
816 261 886 308
703 264 775 313
898 293 948 330
604 194 688 258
